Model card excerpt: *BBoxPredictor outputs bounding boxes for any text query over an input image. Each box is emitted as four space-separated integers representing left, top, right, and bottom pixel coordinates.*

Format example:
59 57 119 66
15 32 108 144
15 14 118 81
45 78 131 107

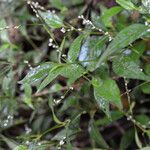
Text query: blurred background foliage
0 0 150 149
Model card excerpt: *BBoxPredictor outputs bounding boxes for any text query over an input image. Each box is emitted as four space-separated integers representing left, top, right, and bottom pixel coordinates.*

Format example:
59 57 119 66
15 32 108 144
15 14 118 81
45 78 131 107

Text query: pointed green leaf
113 55 150 81
68 35 85 62
119 129 134 150
89 119 109 149
39 11 64 28
116 0 137 10
141 82 150 94
20 62 57 84
102 6 123 27
37 64 63 92
135 114 150 128
50 0 67 11
38 64 85 92
92 77 122 117
23 83 34 109
79 36 107 71
97 24 148 67
60 64 85 84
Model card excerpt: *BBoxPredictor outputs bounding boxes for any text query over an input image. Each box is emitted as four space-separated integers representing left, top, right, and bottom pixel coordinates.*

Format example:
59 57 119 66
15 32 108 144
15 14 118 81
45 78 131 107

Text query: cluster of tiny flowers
58 137 66 149
25 124 32 134
78 15 96 29
127 115 147 129
53 89 75 105
25 141 30 145
27 0 45 18
53 95 65 105
48 9 56 14
53 87 74 105
147 29 150 32
24 60 33 70
27 0 45 10
104 31 113 41
60 26 76 33
48 38 58 48
37 142 41 146
78 15 113 41
145 21 149 26
61 54 67 58
27 1 39 18
0 25 20 31
1 115 14 127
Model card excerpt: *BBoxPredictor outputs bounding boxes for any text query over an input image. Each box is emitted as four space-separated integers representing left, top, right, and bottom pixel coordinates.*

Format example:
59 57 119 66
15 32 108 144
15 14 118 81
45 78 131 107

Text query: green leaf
79 36 107 71
20 62 57 84
37 64 63 92
23 83 34 109
116 0 137 10
66 142 73 150
96 111 123 126
91 12 105 30
146 130 150 139
58 37 66 63
52 128 79 142
39 11 64 28
13 145 28 150
89 119 109 149
130 42 145 60
144 64 150 75
68 35 85 62
0 43 10 52
112 55 150 81
59 96 78 113
141 82 150 94
38 64 85 92
97 24 148 67
135 114 150 128
102 6 123 27
119 129 134 150
50 0 67 12
24 83 32 98
60 64 85 84
92 77 122 118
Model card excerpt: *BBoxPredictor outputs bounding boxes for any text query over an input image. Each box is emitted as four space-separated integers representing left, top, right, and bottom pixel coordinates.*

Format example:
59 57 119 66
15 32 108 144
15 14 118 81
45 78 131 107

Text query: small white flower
69 87 74 90
105 32 109 35
49 38 53 43
60 96 65 99
48 43 53 47
59 140 65 145
147 29 150 32
145 21 149 26
77 28 82 31
62 54 66 57
60 27 66 33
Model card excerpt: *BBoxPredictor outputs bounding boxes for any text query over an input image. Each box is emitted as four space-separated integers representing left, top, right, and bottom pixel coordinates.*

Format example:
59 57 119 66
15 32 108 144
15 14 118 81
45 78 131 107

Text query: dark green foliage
0 0 150 149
